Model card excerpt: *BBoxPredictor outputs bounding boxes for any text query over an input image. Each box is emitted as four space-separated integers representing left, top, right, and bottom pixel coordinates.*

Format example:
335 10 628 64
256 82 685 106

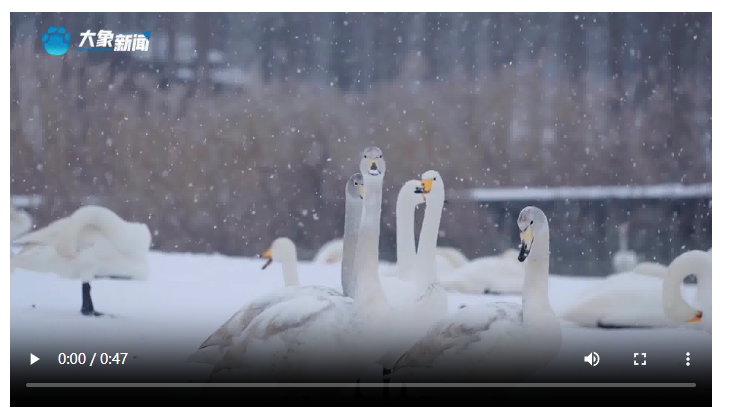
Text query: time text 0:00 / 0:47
57 352 129 366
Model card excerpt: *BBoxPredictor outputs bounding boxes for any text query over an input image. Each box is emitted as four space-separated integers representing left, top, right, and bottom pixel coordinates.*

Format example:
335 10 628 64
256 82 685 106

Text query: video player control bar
26 382 697 388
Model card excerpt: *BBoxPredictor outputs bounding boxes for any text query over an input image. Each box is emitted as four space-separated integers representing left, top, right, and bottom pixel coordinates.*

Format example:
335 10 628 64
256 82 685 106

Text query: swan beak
367 159 381 175
689 311 703 323
261 248 274 270
421 178 434 193
413 184 427 201
358 186 366 200
518 227 534 262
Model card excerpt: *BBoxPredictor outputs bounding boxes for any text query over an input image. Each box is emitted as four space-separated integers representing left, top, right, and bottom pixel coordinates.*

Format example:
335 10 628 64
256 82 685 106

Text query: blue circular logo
41 26 71 56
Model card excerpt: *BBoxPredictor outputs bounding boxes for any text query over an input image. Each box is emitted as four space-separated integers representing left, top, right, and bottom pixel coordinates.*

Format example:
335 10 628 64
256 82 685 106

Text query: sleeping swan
439 247 525 295
436 247 469 269
11 205 150 317
312 238 345 265
10 205 33 241
561 249 711 330
207 147 392 382
631 261 667 278
389 206 561 383
663 250 712 334
187 173 365 365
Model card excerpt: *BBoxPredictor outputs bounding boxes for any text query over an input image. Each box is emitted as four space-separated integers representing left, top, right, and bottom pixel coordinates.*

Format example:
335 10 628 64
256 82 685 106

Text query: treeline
9 13 711 274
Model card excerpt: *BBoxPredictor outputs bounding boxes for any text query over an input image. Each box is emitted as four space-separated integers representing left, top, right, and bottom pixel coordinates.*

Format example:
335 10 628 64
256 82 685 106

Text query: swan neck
396 194 417 279
281 256 299 287
663 251 710 321
416 196 444 284
354 176 386 303
341 199 362 298
619 228 628 252
522 231 553 323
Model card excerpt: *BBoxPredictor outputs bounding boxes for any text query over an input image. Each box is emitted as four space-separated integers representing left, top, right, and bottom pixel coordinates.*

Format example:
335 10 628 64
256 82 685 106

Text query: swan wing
393 302 523 370
188 285 343 365
208 293 357 382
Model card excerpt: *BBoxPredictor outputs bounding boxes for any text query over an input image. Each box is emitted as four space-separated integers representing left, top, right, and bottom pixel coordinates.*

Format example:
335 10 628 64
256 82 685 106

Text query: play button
30 353 39 365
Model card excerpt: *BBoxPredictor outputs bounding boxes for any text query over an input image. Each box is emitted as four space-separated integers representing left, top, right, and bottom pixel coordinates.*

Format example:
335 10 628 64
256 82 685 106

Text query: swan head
359 146 386 177
663 250 711 323
346 173 365 201
399 179 425 207
414 170 445 203
10 206 33 240
261 237 296 270
516 206 547 262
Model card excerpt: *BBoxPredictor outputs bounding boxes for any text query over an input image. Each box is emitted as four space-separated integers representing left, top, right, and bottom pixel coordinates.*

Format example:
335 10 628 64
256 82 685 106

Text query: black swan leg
355 377 363 398
597 321 652 329
80 282 105 317
382 368 392 398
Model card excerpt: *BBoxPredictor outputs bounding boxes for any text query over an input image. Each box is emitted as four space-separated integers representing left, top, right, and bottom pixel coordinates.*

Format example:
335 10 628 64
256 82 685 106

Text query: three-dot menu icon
686 352 690 366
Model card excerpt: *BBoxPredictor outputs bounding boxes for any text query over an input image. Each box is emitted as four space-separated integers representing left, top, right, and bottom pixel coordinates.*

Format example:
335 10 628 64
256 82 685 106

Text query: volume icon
584 352 600 367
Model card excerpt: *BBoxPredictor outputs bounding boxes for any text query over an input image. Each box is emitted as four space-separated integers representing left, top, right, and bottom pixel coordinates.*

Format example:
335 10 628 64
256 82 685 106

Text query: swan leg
80 282 105 317
382 368 392 398
355 377 363 398
597 321 652 329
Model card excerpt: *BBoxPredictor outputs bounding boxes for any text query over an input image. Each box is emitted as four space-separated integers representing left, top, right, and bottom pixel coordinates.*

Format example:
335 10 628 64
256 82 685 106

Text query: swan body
436 247 469 269
10 205 150 316
188 174 365 365
208 147 392 382
631 262 667 278
612 222 639 273
561 250 711 331
390 206 561 382
439 249 525 295
10 206 33 241
312 238 345 265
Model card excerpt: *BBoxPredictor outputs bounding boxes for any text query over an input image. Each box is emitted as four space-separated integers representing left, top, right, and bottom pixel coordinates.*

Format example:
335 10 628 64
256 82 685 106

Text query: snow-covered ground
10 251 712 384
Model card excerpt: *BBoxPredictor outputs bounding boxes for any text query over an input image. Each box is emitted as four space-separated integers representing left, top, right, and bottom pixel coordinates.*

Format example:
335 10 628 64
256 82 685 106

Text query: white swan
378 170 450 375
663 250 711 334
379 180 455 278
187 173 364 365
612 222 639 273
631 261 667 278
390 206 561 382
436 247 470 269
312 238 345 265
207 147 392 382
561 249 711 330
10 205 33 241
11 205 150 316
393 179 426 280
439 248 525 295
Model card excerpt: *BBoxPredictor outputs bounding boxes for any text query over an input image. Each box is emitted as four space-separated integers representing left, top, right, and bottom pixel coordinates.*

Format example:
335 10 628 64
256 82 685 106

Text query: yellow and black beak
518 227 534 262
358 185 366 200
689 311 703 323
421 178 434 193
414 178 433 201
367 158 380 176
261 247 274 270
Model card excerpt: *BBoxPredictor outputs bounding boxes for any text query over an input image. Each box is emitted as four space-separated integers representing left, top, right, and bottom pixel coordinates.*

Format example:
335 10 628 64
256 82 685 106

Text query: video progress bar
26 382 696 388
